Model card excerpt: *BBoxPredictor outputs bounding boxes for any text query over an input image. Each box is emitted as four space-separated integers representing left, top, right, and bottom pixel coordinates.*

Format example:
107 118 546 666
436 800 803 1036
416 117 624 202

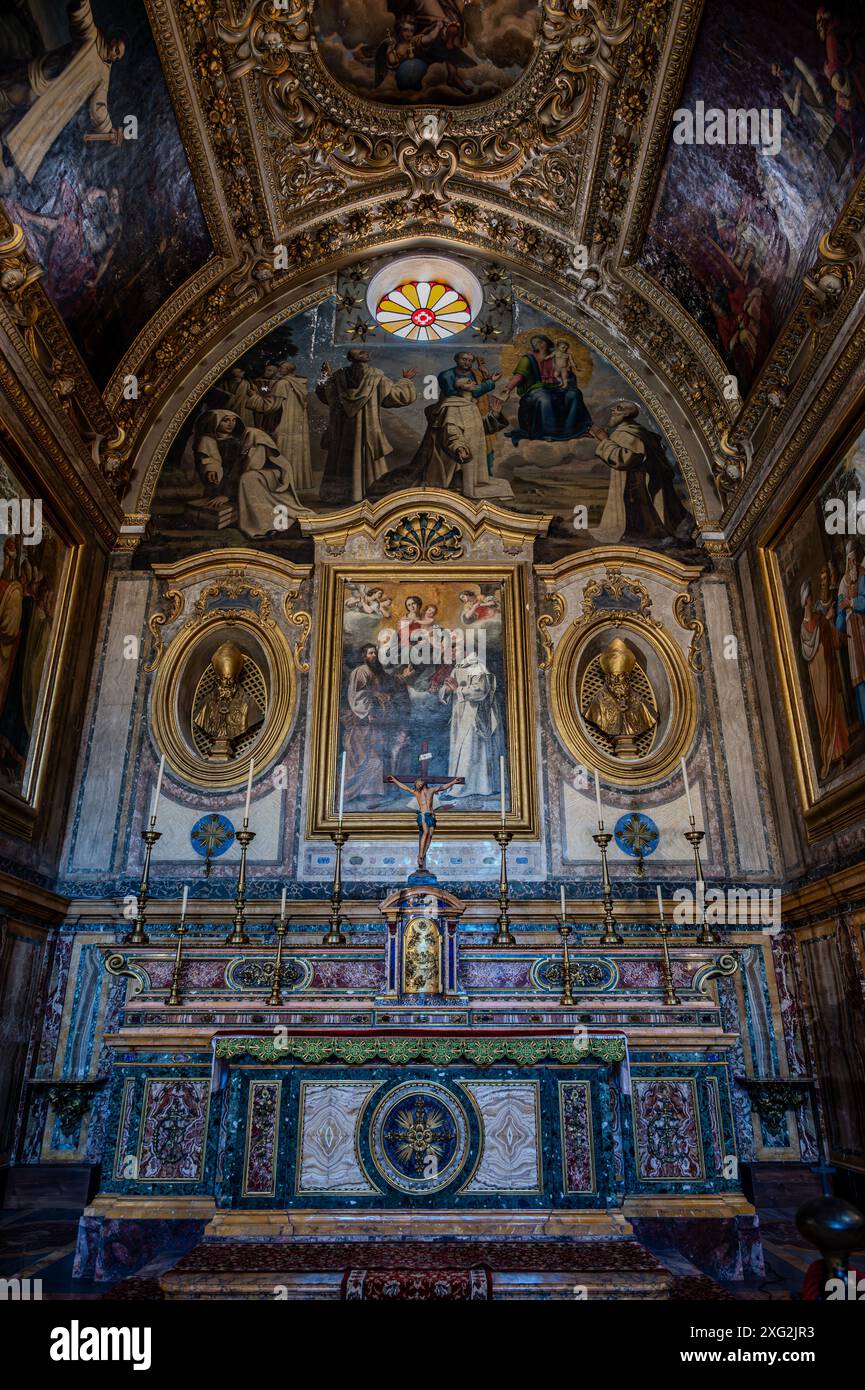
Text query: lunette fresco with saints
135 296 701 568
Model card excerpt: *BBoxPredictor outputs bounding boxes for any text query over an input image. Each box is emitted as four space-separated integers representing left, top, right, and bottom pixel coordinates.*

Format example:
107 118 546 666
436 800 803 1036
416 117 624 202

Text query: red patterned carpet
100 1240 739 1300
168 1237 664 1273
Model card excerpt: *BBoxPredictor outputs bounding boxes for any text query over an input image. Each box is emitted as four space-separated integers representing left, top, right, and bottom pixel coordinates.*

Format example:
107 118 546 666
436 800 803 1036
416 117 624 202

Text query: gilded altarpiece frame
307 561 537 839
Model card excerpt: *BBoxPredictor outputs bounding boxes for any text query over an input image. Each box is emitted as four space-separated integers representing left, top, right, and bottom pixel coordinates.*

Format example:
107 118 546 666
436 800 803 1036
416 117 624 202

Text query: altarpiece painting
307 561 537 837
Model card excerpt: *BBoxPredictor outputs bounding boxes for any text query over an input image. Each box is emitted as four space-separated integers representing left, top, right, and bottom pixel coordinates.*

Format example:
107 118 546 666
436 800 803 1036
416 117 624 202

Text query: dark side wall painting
0 0 211 385
643 0 865 395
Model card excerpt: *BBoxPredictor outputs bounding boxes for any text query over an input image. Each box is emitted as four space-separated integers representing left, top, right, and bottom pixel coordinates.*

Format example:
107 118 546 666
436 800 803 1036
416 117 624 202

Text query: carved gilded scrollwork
537 589 566 671
145 586 185 674
383 513 465 563
578 567 654 624
284 588 311 674
673 591 704 674
187 571 275 630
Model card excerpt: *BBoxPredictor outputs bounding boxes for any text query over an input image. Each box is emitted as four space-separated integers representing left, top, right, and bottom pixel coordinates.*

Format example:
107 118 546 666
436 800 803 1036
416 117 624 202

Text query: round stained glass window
375 280 473 342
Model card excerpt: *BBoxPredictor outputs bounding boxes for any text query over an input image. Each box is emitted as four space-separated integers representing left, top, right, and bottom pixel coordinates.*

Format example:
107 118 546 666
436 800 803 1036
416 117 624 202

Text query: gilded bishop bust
193 641 263 762
585 637 657 756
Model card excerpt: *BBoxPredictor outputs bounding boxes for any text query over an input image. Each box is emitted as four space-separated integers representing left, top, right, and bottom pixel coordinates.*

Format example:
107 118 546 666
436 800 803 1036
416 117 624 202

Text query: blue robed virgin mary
500 334 594 444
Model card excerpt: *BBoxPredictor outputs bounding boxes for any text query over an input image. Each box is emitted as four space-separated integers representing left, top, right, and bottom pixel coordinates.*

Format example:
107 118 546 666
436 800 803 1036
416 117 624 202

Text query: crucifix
386 744 464 872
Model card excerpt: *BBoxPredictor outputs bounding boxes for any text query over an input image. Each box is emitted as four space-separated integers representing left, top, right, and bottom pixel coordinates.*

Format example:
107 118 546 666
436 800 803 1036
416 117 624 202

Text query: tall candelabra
684 817 720 945
123 821 161 945
656 889 680 1006
492 829 516 946
558 904 575 1007
268 907 289 1007
225 825 255 947
167 907 187 1008
593 829 624 946
323 829 348 946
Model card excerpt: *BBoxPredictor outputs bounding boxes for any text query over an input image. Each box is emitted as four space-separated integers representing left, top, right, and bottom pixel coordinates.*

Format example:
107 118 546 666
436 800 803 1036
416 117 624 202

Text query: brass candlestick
658 917 680 1007
267 911 289 1007
167 912 187 1007
684 817 720 945
593 829 623 946
492 829 516 946
123 821 161 945
558 911 575 1007
225 825 255 946
323 829 347 946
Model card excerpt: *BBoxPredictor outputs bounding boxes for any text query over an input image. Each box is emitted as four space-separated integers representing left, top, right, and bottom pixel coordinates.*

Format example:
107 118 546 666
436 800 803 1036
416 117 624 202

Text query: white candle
499 754 506 826
681 756 694 820
338 751 346 825
180 884 188 925
560 885 566 920
243 757 254 824
280 886 287 922
656 885 664 923
150 753 165 824
594 768 604 829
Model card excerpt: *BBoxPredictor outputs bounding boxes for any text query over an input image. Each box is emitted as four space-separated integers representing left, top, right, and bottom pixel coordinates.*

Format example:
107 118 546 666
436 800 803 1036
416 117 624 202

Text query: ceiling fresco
312 0 540 105
642 0 865 395
0 0 211 385
133 289 703 569
0 0 863 552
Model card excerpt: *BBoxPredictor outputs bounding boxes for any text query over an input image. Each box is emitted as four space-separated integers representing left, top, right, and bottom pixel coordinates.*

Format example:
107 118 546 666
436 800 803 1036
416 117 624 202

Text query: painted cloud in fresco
0 0 211 385
643 0 865 394
313 0 539 105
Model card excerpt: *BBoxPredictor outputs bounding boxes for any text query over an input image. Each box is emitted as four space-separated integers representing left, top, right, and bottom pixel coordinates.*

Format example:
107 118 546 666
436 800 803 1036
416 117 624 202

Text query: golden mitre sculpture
585 637 657 756
193 641 263 763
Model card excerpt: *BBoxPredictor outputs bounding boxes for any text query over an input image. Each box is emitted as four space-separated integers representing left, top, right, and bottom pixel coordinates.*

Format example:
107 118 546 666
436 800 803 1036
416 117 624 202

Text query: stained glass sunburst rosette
375 280 472 342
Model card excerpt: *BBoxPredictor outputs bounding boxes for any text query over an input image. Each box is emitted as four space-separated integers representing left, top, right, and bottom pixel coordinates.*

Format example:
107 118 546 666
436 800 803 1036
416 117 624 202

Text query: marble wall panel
296 1080 379 1193
461 1082 541 1192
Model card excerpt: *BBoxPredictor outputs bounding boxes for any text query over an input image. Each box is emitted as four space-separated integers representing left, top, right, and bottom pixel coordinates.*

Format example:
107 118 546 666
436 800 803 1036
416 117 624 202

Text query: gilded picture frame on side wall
0 446 81 839
759 393 865 840
307 562 538 838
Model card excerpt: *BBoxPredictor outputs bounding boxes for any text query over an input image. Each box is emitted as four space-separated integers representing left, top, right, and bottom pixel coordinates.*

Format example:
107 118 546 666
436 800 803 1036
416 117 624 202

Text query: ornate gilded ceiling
1 0 864 553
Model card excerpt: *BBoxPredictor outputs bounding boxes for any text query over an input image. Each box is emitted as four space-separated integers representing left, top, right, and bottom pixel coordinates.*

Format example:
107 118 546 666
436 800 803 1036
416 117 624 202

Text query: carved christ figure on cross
386 775 464 871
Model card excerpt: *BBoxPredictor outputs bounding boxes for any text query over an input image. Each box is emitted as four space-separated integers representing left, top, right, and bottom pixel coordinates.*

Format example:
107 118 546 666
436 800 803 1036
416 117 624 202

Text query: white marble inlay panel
462 1082 541 1192
296 1081 379 1193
